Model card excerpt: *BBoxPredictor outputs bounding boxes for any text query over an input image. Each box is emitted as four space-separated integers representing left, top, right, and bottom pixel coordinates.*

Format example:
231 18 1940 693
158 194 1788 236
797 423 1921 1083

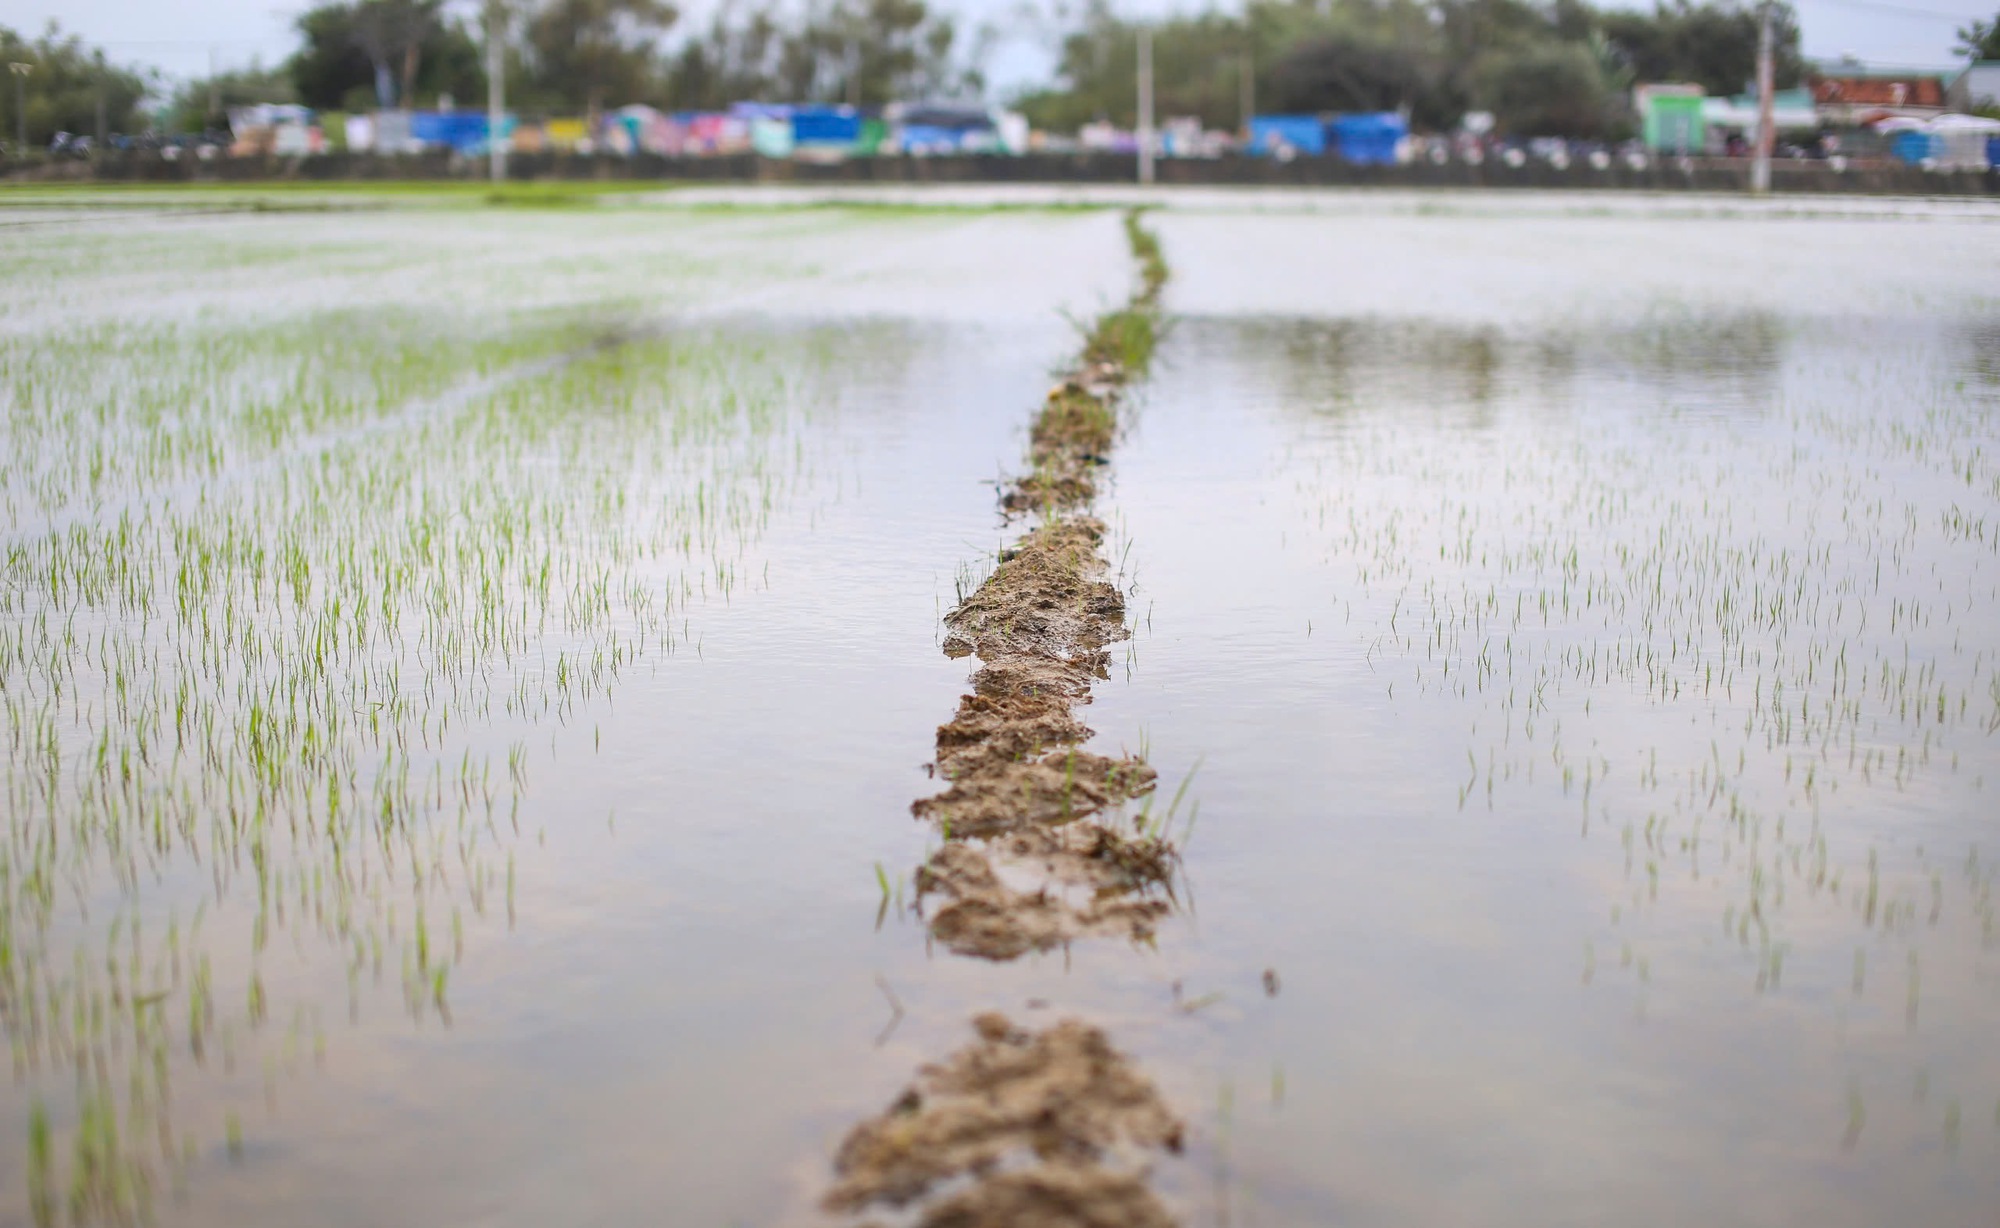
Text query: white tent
1926 113 2000 132
1874 112 2000 169
1930 114 2000 169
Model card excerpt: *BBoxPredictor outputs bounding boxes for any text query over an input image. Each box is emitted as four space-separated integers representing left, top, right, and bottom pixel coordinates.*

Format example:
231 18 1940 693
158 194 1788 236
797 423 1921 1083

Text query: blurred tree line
1016 0 1804 138
255 0 976 120
254 0 1800 135
0 24 153 147
0 0 1831 145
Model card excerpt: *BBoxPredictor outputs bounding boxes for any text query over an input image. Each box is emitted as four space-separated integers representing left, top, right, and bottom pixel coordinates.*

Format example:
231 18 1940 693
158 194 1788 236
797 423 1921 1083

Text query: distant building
1635 83 1706 153
1947 62 2000 113
1808 72 1946 125
1703 88 1820 142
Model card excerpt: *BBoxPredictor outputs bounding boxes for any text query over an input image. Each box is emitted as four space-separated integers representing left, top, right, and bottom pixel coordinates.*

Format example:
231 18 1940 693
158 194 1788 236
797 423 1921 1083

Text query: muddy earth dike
821 214 1188 1227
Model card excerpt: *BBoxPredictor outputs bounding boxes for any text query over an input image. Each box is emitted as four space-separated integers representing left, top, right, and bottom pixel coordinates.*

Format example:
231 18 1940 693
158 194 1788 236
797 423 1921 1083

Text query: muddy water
1076 208 2000 1225
0 203 1146 1228
4 192 2000 1228
120 321 1093 1228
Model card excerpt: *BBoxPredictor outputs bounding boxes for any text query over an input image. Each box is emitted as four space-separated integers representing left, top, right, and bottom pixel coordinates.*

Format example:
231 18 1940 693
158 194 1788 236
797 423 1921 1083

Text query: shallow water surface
1082 209 2000 1225
0 202 1137 1227
2 190 1998 1227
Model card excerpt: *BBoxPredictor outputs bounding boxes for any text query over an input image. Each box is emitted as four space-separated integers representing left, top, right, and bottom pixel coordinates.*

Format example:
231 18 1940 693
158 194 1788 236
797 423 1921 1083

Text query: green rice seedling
1081 309 1160 374
1157 759 1203 839
0 202 888 1203
28 1100 52 1228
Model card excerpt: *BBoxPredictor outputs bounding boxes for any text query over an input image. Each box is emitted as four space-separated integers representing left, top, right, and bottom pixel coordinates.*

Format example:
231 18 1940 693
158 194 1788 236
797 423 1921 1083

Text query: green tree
290 4 377 107
525 0 677 118
168 64 296 132
817 0 969 105
1469 40 1618 135
1598 0 1801 95
1015 0 1253 131
661 0 972 108
1955 12 2000 60
1013 0 1599 134
288 0 485 110
1265 32 1439 119
354 0 439 105
0 22 153 147
1433 0 1568 106
661 3 785 109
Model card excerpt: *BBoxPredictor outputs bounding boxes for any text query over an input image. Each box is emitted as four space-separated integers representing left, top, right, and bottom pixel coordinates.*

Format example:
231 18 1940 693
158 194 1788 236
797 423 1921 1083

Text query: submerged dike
825 1013 1183 1228
824 213 1187 1225
914 211 1174 964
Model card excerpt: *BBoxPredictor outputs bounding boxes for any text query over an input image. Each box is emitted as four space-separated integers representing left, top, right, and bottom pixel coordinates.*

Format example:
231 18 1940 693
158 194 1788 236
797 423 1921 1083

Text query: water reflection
1085 306 2000 1226
1964 321 2000 387
0 322 869 1220
1181 312 1789 431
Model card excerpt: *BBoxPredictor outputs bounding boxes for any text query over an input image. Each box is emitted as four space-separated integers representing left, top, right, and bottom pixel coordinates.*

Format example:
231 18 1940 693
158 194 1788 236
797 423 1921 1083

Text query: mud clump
919 1164 1175 1228
905 213 1179 961
823 1014 1184 1227
912 443 1173 953
932 693 1093 778
919 822 1176 961
830 211 1181 1227
1001 375 1126 514
914 750 1155 836
941 518 1128 665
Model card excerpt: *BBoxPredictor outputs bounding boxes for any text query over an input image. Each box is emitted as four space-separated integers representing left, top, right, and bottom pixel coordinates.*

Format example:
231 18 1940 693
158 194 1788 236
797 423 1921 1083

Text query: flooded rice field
1 188 1998 1227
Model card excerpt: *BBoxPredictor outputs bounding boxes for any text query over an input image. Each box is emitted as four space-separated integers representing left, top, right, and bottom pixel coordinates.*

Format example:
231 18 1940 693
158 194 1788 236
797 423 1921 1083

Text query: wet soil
825 213 1183 1226
918 825 1175 962
823 1013 1184 1228
910 214 1174 963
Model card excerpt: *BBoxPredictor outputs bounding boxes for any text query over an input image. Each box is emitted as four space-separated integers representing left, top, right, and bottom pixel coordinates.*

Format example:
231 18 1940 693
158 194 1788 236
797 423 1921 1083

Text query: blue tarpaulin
1248 115 1325 156
1329 113 1406 165
791 106 861 145
1890 130 1941 164
409 111 490 152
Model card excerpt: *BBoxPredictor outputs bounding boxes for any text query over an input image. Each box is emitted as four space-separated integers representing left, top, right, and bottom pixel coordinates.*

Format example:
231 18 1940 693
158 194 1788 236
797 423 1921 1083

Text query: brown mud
824 212 1182 1227
910 211 1171 963
823 1013 1185 1228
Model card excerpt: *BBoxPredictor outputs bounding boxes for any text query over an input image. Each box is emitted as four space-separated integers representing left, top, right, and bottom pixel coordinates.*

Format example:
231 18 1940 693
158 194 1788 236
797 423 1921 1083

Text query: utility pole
1751 0 1774 194
1239 49 1254 138
1136 26 1155 186
9 62 32 153
207 47 220 127
486 0 506 182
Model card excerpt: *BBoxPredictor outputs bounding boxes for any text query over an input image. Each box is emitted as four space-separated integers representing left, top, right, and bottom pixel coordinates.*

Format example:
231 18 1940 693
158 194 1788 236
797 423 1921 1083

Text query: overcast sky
6 0 1993 95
